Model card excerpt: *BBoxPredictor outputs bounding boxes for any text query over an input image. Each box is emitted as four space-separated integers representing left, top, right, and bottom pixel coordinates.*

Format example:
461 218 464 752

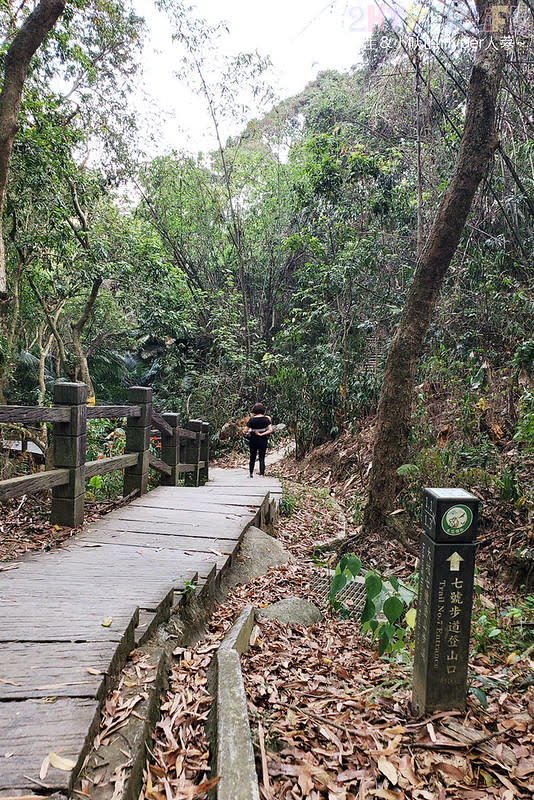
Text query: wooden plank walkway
0 467 281 796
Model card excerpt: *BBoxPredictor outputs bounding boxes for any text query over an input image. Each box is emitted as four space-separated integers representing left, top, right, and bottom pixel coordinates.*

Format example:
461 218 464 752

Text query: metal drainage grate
310 569 366 616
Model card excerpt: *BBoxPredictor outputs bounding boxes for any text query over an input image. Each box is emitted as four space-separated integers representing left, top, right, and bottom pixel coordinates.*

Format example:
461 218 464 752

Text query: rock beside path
223 526 291 588
256 597 323 625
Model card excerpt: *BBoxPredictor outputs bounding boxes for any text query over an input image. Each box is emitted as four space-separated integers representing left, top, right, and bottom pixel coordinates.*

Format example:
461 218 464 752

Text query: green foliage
497 467 521 504
329 555 417 657
183 579 197 597
85 419 126 500
279 489 296 517
513 341 534 374
1 0 533 513
514 391 534 453
472 590 534 656
396 439 500 524
396 463 419 478
352 493 365 525
469 687 488 709
328 554 362 598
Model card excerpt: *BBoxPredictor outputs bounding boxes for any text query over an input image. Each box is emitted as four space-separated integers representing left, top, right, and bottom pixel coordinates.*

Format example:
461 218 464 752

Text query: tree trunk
71 278 102 402
26 273 68 373
0 0 66 303
364 1 509 531
0 257 24 402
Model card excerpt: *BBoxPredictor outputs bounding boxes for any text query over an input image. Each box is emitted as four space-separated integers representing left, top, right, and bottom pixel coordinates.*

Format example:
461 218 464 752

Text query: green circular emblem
441 504 473 536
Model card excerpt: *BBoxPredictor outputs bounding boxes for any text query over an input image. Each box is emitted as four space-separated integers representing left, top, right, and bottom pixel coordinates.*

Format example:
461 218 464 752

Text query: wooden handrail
0 469 69 502
1 383 210 525
148 453 172 476
178 427 196 440
87 405 141 420
0 406 70 423
151 411 173 438
85 453 139 479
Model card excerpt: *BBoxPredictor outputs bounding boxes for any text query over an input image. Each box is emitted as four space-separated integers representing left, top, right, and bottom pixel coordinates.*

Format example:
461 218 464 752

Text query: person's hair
252 402 265 414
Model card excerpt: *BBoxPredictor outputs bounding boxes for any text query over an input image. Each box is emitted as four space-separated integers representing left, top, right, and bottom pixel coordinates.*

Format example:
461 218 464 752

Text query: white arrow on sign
447 552 464 572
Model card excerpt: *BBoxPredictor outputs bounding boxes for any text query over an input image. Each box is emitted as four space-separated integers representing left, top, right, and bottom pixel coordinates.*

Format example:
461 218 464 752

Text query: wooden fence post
200 421 210 484
160 412 180 486
184 419 202 487
123 386 152 498
51 382 88 528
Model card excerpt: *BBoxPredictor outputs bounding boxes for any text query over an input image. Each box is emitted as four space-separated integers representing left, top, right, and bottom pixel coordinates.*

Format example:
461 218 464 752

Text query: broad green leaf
338 555 349 573
329 572 347 598
361 596 375 625
382 623 395 639
378 623 396 654
398 582 416 605
470 687 488 709
346 556 361 577
378 629 391 656
383 596 404 624
365 572 382 598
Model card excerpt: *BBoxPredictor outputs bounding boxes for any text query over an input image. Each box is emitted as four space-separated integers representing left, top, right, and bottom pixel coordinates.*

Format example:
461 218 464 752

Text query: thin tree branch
25 272 68 371
71 278 103 335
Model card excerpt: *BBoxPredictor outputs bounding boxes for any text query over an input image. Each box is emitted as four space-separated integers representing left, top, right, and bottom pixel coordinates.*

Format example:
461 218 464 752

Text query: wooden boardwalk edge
0 469 281 794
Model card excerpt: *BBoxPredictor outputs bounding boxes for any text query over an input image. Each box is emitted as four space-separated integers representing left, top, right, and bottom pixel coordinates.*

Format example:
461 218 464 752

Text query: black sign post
412 488 480 716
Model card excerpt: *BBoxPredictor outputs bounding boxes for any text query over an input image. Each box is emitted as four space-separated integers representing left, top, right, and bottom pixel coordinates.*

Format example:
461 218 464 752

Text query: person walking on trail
245 403 273 477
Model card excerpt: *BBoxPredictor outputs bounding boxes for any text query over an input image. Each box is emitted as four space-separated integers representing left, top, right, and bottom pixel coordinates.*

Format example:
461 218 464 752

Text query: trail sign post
412 488 480 716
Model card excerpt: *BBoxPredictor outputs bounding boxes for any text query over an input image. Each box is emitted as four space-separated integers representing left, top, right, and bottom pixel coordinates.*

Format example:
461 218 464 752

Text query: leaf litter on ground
139 463 534 800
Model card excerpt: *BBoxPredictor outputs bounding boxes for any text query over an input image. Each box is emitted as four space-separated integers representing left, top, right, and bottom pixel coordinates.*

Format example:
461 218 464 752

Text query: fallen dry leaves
76 652 160 796
0 494 76 561
241 610 534 799
140 474 534 799
145 641 221 800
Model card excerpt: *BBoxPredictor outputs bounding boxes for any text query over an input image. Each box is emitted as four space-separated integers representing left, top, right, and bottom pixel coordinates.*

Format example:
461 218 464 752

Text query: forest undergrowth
142 437 534 800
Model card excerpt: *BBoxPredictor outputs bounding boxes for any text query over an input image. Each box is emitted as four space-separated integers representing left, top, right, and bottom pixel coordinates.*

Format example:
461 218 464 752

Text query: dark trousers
249 435 268 475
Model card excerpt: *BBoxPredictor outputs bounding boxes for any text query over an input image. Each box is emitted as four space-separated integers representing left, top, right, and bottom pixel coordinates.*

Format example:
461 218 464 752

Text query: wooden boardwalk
0 468 281 796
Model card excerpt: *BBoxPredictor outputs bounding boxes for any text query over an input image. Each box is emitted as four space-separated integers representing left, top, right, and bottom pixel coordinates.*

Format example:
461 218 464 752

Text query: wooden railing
0 382 209 527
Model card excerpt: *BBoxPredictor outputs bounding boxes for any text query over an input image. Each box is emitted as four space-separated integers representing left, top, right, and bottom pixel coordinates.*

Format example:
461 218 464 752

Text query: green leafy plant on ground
329 554 417 656
279 488 296 517
183 579 197 597
514 390 534 454
469 591 534 707
472 586 534 657
397 446 497 515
